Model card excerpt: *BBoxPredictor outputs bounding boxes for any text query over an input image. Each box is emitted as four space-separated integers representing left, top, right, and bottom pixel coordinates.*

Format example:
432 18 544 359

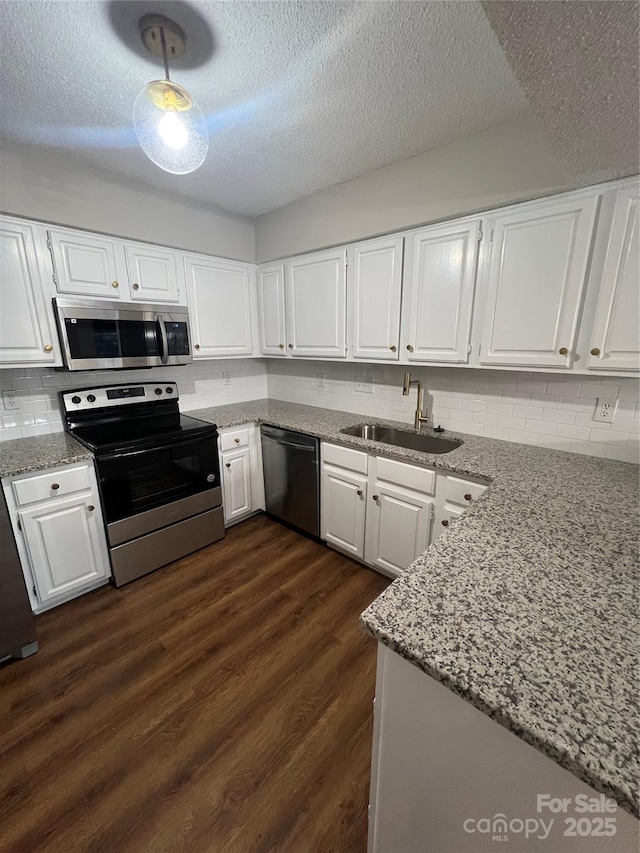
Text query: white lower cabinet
321 443 487 577
218 424 265 526
3 461 111 613
321 464 368 559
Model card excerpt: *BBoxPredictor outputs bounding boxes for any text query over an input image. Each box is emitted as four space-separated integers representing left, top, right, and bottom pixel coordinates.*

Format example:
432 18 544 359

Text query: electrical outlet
2 391 19 410
222 372 231 386
317 374 325 389
355 377 374 394
593 398 618 423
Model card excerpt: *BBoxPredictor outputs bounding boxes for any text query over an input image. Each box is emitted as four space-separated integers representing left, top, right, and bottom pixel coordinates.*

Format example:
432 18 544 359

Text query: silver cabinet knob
356 489 363 496
225 462 231 468
87 505 95 512
132 283 140 291
372 494 379 501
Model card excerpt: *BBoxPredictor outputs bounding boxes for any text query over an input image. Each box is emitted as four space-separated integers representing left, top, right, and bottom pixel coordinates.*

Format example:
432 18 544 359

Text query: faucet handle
402 372 412 396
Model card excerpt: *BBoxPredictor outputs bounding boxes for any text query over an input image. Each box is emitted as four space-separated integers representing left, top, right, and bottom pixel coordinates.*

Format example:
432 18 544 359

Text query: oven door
54 298 192 370
97 434 221 547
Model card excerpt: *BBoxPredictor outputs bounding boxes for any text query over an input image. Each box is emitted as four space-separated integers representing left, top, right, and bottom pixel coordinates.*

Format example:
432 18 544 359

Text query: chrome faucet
403 372 429 430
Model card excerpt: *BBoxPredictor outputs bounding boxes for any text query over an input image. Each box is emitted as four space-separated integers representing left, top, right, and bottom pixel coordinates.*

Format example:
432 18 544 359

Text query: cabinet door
321 465 367 558
48 229 125 298
351 236 403 360
587 184 639 371
185 256 253 357
285 249 346 358
478 194 599 368
0 219 60 366
365 484 433 577
19 493 110 603
402 220 480 363
124 243 181 303
257 263 287 356
434 505 464 540
221 448 252 523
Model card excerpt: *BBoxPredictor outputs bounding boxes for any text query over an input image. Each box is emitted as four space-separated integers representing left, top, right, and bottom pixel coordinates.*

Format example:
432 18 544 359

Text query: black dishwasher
261 425 320 538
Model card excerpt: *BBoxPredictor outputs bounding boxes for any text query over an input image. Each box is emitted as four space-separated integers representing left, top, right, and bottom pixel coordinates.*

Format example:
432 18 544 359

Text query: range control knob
87 394 96 403
155 387 163 395
71 395 81 404
165 386 174 394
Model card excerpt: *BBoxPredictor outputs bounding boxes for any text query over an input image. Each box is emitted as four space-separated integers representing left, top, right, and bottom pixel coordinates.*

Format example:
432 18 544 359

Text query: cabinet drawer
219 427 250 451
12 464 93 507
444 476 488 508
374 457 435 495
322 442 368 474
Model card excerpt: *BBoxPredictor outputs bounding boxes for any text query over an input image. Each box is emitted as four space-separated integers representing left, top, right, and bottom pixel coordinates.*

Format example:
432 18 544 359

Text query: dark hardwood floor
0 515 389 853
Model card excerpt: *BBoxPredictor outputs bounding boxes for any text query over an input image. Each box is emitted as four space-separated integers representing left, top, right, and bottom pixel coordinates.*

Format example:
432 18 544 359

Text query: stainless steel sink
340 424 462 454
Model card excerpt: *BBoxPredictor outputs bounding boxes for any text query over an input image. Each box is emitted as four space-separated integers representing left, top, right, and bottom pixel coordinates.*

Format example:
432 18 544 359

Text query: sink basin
340 424 462 454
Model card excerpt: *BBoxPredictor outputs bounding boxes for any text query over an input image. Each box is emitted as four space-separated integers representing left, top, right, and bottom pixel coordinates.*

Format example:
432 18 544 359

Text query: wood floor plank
0 515 388 853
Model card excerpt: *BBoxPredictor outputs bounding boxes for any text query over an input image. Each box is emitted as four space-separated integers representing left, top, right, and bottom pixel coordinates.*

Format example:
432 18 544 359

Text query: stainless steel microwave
53 297 193 371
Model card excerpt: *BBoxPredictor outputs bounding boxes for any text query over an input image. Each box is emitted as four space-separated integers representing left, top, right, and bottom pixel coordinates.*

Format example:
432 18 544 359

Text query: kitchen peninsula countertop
190 398 639 818
0 432 93 478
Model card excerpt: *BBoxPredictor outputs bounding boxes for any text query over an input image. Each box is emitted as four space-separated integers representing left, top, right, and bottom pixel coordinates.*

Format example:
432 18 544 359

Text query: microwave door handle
155 314 169 364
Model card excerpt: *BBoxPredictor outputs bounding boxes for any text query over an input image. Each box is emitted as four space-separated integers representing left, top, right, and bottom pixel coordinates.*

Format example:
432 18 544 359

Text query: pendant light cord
160 27 171 81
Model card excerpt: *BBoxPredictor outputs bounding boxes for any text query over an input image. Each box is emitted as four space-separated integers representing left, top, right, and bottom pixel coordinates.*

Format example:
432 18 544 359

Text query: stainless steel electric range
61 382 224 587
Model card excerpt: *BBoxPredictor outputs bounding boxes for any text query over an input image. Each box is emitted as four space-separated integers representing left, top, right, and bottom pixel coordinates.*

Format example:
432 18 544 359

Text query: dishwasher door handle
267 438 316 452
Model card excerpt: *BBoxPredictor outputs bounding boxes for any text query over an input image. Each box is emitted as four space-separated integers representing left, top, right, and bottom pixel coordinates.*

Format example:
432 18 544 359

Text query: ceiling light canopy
133 15 208 175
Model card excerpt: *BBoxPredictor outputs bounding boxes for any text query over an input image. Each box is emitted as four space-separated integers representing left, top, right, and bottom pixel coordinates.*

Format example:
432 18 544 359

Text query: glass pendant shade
133 79 208 175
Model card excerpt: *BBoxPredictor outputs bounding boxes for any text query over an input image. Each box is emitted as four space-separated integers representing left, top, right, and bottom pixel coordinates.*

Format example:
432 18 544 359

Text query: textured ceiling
0 0 530 216
482 1 640 186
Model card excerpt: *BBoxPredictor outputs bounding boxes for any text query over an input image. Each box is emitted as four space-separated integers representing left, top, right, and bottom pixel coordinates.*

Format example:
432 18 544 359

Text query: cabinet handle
356 489 363 496
225 462 231 468
288 343 294 349
406 344 414 353
279 343 284 350
591 347 601 356
51 483 60 491
234 437 240 443
87 505 95 512
558 347 568 356
111 281 119 289
389 344 397 352
441 519 449 527
132 283 140 291
464 493 472 502
43 344 53 353
195 344 200 350
372 494 379 501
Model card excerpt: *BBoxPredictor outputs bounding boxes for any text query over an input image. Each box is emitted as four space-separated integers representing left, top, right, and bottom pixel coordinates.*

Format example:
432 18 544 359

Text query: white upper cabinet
350 236 403 361
48 228 125 299
0 218 60 367
285 248 347 358
478 193 600 368
48 228 183 303
401 219 481 363
123 243 180 304
257 263 287 356
587 183 639 372
184 254 254 357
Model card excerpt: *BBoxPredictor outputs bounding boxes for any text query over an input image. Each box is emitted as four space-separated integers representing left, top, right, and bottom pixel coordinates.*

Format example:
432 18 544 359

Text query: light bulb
158 111 188 149
133 80 208 174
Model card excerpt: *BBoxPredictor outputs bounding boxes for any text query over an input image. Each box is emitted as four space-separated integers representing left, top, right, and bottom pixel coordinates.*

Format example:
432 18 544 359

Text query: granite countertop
0 399 637 816
0 432 93 478
190 399 639 818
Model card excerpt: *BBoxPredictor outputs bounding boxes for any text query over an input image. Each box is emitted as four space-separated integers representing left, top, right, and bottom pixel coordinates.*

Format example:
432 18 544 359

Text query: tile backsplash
266 361 640 464
0 359 268 441
1 358 638 463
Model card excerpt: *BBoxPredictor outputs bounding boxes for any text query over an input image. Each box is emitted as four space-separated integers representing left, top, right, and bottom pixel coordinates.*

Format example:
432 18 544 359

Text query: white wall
0 141 255 262
255 115 569 262
266 361 639 464
0 360 267 441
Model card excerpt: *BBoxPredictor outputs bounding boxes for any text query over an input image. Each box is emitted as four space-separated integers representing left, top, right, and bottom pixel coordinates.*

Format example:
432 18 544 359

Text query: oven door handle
155 314 169 365
97 435 215 462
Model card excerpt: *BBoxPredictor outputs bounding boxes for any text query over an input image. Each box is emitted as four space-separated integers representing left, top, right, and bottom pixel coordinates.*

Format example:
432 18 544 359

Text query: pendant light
133 15 208 174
